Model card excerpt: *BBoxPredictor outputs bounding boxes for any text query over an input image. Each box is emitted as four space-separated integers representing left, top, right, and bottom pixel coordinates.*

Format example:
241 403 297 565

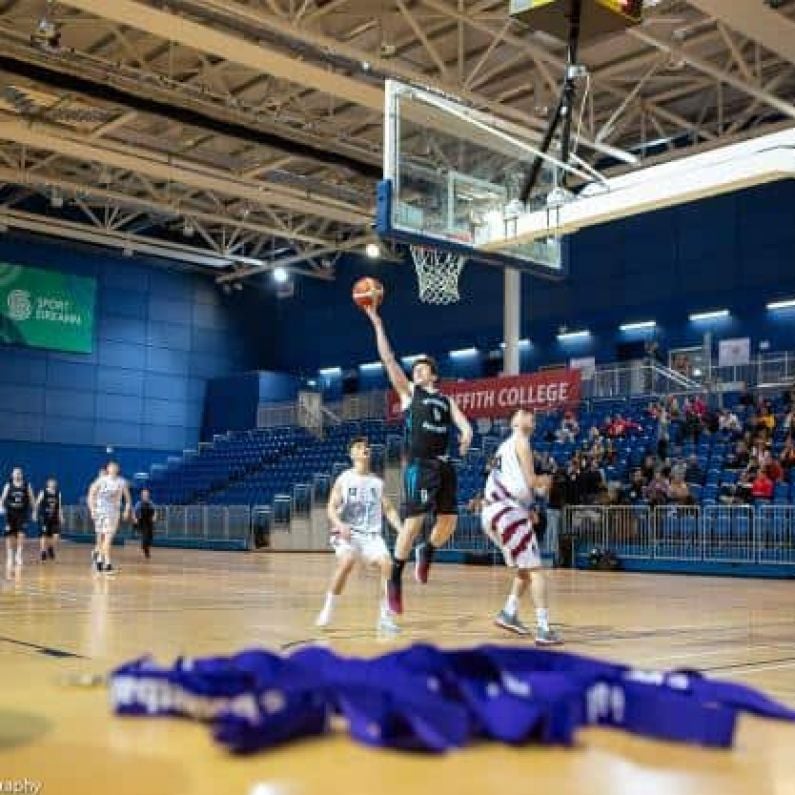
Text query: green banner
0 262 96 354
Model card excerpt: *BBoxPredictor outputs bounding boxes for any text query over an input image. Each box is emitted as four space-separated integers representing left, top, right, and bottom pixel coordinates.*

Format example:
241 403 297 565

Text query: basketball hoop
409 245 466 304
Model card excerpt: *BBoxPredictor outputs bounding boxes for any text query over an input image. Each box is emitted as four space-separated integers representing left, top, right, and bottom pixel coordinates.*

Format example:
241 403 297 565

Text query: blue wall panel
0 232 262 458
259 180 795 384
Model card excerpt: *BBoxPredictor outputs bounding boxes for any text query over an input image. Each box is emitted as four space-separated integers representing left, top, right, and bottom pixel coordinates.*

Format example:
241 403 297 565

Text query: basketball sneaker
414 543 432 584
48 547 55 560
386 580 403 615
377 612 400 635
102 563 118 576
40 550 47 562
534 627 563 646
494 610 532 636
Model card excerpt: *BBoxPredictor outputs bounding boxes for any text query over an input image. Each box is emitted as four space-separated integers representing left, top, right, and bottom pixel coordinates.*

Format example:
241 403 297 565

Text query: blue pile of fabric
110 643 795 754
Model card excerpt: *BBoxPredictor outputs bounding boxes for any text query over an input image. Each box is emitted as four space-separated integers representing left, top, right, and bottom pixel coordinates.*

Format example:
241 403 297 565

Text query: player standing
87 461 132 575
481 409 562 645
364 306 472 615
316 437 403 633
35 477 64 562
1 467 36 577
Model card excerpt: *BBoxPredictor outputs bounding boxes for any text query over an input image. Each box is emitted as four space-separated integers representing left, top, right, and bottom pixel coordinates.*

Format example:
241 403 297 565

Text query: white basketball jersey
486 435 531 502
95 475 126 514
336 469 384 535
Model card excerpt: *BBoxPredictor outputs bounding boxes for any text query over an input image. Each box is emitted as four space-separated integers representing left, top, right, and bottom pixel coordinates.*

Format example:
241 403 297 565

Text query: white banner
718 338 750 368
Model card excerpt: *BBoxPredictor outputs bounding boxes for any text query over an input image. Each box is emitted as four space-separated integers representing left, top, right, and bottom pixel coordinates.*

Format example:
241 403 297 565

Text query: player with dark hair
481 409 562 645
316 437 403 633
364 306 472 616
1 467 36 577
133 488 157 559
35 477 64 562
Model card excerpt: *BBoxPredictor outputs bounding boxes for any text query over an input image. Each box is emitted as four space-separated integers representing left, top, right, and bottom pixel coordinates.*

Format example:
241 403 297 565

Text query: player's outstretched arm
450 398 473 457
381 495 403 536
326 479 351 539
363 305 411 400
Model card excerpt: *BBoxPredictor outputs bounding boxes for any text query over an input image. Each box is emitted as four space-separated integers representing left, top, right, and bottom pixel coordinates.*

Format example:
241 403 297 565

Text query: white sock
504 594 519 617
323 593 338 613
536 607 550 631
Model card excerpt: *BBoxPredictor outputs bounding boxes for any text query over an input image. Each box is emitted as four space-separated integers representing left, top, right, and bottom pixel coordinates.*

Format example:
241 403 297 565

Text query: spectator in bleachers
626 469 647 503
719 409 742 438
751 468 774 501
669 472 694 506
641 454 656 483
646 470 670 506
750 438 769 466
680 405 703 444
761 452 783 484
581 458 604 502
782 407 793 435
556 411 579 443
564 458 585 505
684 454 704 485
725 440 750 470
756 406 776 440
779 438 795 473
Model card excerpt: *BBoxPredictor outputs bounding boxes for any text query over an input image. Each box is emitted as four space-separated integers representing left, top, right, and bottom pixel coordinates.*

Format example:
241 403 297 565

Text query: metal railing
563 505 795 565
62 505 252 544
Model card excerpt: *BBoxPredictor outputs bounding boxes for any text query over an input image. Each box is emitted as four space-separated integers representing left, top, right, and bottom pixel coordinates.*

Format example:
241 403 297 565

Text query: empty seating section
146 420 391 507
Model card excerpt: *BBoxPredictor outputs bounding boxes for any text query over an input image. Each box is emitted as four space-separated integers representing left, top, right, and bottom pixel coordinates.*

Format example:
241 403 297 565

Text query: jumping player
35 477 64 562
364 306 472 615
87 461 132 575
133 488 157 559
1 468 36 576
481 409 562 645
316 437 403 633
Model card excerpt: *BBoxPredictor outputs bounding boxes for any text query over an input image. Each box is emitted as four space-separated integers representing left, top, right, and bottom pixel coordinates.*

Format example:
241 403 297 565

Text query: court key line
0 634 86 659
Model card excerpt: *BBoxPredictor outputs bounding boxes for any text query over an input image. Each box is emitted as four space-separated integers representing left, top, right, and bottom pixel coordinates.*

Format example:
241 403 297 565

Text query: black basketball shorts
403 458 458 518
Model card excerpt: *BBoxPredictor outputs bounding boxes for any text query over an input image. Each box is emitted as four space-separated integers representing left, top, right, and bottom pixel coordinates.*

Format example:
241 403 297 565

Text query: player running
1 467 36 577
87 461 132 576
316 437 403 633
481 409 562 645
364 306 472 615
36 477 64 562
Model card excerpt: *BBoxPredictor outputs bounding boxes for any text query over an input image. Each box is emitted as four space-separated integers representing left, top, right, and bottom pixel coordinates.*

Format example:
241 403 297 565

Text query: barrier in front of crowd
562 504 795 572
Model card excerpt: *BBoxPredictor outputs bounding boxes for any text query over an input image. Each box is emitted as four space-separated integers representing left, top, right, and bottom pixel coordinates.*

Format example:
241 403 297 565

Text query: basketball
352 277 385 310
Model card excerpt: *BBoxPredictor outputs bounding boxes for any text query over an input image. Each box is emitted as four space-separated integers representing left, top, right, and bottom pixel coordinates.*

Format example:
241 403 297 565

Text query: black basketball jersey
6 481 30 512
41 489 61 521
136 500 156 527
404 386 452 461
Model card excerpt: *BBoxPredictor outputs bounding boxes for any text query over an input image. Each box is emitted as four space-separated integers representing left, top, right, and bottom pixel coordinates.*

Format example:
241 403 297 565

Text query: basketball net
409 245 466 304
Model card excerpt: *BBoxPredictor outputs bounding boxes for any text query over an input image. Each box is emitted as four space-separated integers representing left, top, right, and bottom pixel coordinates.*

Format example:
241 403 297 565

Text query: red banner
386 369 581 420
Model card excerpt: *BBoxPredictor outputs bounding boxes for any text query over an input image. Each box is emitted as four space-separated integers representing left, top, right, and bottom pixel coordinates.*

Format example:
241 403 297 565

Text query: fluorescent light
499 339 531 348
557 330 590 341
272 267 289 284
689 309 729 321
402 353 426 364
767 298 795 311
359 361 383 370
619 320 656 332
319 367 341 376
365 242 380 259
449 347 479 358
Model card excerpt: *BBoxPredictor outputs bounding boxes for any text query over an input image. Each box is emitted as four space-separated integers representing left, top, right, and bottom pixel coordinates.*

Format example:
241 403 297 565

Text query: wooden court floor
1 544 795 795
